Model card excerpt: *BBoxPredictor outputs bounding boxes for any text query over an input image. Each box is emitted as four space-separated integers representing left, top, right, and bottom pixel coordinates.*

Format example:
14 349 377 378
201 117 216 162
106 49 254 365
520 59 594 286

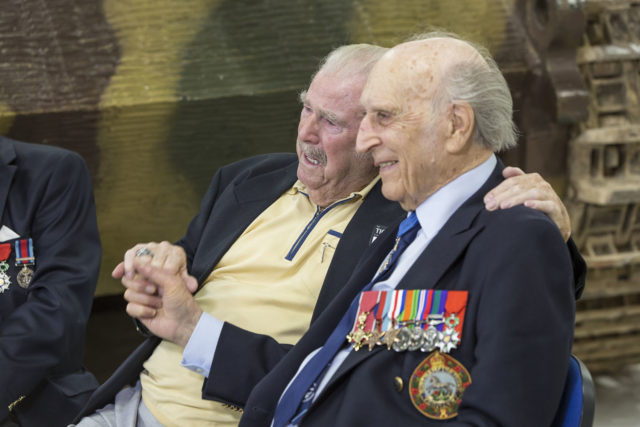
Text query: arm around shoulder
567 236 587 299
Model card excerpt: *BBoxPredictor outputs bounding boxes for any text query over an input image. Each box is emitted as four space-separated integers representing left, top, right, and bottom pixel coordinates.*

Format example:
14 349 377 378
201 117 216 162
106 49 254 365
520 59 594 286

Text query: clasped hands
112 241 203 347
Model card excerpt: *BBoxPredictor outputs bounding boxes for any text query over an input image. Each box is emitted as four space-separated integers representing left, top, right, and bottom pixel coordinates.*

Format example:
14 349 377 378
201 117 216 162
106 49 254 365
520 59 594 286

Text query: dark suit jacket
0 138 101 427
239 161 576 427
75 153 405 418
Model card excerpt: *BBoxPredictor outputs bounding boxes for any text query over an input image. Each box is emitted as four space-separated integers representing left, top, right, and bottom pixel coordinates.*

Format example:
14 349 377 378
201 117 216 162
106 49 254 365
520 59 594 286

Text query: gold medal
409 351 471 420
346 312 372 351
381 327 401 350
367 329 384 351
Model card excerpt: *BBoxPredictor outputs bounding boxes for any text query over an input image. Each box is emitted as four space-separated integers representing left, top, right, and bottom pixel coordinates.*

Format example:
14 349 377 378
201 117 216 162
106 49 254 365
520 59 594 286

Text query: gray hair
311 43 388 83
409 32 518 152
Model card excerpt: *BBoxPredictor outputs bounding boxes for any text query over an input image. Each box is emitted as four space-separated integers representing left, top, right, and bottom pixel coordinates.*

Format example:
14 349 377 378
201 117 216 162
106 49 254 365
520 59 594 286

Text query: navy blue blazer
0 138 101 426
75 153 405 419
239 161 577 427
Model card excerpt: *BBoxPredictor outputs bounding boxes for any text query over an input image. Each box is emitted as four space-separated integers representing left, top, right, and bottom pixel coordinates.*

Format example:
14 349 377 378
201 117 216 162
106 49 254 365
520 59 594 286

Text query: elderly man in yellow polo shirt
73 43 583 427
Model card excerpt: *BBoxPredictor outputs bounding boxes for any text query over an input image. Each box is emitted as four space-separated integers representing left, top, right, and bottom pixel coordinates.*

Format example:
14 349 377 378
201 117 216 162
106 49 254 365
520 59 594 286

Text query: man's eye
377 112 390 121
302 105 312 114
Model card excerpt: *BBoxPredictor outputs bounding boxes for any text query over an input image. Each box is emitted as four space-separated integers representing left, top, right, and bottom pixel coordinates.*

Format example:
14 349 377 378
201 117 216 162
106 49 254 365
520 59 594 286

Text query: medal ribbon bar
14 238 35 265
347 289 468 352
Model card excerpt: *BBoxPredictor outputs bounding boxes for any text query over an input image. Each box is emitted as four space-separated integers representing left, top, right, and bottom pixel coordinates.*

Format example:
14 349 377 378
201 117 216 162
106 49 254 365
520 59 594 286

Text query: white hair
410 32 518 152
312 43 388 84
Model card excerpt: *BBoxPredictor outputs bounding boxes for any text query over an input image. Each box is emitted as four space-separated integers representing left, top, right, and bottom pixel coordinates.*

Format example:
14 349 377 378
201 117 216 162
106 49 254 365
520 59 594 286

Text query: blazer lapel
233 161 298 205
399 209 484 291
192 161 298 285
0 140 17 218
399 161 504 290
307 219 402 337
312 181 404 320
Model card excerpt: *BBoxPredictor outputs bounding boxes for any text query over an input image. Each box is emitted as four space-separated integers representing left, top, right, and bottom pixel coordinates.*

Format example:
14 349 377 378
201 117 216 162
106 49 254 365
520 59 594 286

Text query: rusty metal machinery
0 0 639 371
568 0 640 372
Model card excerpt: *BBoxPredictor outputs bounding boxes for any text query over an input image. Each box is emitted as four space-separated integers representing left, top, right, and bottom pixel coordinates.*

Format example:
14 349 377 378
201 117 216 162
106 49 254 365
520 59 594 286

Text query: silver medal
17 265 34 288
408 326 426 351
420 325 441 352
392 327 412 352
0 262 10 293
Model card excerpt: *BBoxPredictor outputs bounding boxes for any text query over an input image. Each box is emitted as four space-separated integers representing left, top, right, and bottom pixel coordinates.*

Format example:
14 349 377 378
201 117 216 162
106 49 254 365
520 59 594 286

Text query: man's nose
298 115 320 144
356 114 378 153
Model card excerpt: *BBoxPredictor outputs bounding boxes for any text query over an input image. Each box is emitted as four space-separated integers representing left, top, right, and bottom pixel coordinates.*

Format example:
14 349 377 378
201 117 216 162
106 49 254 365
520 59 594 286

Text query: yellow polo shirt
140 177 379 427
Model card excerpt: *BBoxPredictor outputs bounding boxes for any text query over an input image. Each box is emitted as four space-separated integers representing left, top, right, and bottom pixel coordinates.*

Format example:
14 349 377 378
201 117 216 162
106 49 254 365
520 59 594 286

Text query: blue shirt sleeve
181 312 224 377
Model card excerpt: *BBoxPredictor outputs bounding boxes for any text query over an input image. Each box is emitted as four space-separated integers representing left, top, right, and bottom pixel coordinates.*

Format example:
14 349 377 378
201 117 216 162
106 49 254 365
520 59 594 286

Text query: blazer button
394 376 403 392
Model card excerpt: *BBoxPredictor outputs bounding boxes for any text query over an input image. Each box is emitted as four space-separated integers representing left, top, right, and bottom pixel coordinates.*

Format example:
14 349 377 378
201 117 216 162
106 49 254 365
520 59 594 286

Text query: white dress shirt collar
415 154 497 242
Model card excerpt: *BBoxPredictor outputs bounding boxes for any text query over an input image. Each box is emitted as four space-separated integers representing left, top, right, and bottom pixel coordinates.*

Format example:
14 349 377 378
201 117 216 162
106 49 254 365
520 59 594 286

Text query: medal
407 327 426 351
0 243 11 293
346 291 381 350
347 289 468 353
17 266 34 288
346 312 372 351
0 264 10 293
380 327 400 350
420 325 440 352
392 327 412 352
409 351 471 420
14 238 35 288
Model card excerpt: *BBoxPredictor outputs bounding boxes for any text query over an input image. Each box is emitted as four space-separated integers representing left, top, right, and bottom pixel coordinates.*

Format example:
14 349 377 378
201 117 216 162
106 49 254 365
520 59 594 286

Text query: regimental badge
409 351 471 420
369 225 387 244
14 238 35 288
0 243 11 293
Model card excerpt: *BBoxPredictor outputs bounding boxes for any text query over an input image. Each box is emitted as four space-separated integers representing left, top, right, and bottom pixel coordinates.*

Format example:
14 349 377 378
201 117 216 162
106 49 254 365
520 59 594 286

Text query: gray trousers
70 382 163 427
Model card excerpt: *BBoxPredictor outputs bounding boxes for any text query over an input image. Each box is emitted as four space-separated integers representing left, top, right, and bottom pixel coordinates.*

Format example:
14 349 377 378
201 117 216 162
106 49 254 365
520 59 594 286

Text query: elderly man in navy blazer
0 137 101 427
236 34 577 426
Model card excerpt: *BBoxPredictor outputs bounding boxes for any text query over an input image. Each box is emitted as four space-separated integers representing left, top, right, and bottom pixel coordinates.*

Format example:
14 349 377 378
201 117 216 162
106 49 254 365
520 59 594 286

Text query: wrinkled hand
112 241 188 285
121 258 201 347
484 166 571 241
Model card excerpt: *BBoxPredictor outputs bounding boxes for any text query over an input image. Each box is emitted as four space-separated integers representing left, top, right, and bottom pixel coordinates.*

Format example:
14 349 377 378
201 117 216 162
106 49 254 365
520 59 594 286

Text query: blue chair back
551 355 595 427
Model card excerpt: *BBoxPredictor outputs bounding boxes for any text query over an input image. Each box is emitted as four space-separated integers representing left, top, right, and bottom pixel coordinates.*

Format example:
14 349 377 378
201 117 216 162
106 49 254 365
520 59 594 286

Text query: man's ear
445 102 475 154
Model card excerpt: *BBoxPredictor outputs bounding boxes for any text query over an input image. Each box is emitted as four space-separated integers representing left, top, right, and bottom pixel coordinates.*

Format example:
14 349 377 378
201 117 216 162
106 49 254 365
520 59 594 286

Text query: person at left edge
0 137 101 427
